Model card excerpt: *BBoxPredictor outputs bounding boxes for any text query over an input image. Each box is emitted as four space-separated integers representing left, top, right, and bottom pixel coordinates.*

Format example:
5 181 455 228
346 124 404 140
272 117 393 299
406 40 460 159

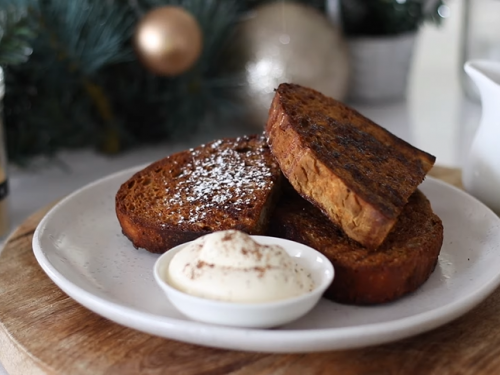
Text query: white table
0 0 482 373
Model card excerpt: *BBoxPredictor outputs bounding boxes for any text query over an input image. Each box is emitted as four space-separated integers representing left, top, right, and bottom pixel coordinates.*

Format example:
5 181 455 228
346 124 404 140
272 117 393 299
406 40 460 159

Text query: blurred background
0 0 453 165
0 0 497 236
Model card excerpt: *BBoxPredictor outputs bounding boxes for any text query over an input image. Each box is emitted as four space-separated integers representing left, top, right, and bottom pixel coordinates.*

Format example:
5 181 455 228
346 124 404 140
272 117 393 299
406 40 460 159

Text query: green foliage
340 0 446 36
0 2 36 66
0 0 329 164
40 0 134 75
0 0 245 164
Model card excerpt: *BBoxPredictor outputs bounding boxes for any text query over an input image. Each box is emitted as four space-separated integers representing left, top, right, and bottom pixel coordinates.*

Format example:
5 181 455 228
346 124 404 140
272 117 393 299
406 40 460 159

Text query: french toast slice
265 83 436 249
116 135 282 253
267 187 443 305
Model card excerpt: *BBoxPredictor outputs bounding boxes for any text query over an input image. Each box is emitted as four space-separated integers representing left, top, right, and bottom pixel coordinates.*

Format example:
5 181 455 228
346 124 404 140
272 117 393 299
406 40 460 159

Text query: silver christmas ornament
234 2 350 128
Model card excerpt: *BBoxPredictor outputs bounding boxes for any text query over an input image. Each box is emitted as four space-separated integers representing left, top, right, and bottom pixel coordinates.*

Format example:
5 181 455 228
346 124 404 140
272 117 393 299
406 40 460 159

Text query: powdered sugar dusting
160 136 277 227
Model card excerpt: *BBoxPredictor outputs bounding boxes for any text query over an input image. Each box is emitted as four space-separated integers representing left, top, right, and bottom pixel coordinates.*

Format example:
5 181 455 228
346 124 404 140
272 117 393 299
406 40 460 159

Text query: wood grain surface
2 167 500 375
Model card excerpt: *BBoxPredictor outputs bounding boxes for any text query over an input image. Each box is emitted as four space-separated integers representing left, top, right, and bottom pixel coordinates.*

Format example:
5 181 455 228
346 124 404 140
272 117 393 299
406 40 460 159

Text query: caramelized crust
265 83 436 249
268 188 443 305
116 135 282 253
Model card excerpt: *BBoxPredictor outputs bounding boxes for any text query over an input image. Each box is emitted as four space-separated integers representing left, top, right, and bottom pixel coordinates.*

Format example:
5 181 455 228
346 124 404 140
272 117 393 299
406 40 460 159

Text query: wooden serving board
2 167 500 375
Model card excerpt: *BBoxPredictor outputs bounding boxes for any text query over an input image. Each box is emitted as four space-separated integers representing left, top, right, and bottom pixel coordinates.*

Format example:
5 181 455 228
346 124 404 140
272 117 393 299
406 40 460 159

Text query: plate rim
32 167 500 353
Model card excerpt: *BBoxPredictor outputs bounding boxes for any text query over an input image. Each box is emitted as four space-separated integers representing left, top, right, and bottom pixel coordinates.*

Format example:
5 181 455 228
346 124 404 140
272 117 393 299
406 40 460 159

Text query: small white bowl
153 235 334 328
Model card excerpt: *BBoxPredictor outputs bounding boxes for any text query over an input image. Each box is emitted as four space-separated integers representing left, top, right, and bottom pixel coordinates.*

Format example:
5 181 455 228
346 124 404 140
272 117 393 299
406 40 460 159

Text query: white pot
346 33 417 103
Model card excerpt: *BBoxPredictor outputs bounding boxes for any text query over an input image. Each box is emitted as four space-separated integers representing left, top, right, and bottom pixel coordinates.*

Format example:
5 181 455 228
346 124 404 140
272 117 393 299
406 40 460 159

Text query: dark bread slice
265 83 436 249
267 187 443 305
116 134 282 253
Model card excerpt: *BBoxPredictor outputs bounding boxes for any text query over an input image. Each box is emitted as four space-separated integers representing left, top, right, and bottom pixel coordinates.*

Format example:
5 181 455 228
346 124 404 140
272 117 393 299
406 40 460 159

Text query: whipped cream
166 230 314 303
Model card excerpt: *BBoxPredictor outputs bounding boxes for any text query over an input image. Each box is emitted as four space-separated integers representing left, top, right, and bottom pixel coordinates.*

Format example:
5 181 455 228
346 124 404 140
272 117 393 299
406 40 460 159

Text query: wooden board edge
0 201 59 375
0 323 53 375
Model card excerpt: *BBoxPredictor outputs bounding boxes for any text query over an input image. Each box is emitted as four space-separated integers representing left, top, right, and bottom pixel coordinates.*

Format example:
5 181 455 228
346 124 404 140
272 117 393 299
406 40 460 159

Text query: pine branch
3 0 248 164
39 0 134 75
0 4 36 66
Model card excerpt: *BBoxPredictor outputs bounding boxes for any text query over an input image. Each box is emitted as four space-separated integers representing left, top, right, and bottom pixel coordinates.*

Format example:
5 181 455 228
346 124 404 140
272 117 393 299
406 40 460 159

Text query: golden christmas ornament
134 6 203 76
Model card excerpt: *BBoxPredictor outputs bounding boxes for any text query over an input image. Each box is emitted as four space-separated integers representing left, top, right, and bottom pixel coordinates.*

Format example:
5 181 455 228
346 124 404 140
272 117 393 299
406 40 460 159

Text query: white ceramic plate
32 167 500 353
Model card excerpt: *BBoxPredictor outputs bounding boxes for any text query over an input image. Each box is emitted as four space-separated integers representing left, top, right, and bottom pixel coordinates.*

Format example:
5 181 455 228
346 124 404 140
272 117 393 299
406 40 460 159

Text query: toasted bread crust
116 135 282 253
268 189 443 305
265 83 435 249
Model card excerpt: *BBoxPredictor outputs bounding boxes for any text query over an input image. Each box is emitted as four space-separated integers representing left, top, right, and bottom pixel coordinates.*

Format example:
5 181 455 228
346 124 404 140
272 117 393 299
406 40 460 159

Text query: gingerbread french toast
116 135 282 253
265 83 436 249
267 186 443 305
115 83 443 306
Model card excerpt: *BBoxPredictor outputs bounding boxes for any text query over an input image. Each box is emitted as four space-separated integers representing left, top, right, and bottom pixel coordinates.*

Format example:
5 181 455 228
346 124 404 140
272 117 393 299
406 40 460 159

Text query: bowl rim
153 235 335 310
